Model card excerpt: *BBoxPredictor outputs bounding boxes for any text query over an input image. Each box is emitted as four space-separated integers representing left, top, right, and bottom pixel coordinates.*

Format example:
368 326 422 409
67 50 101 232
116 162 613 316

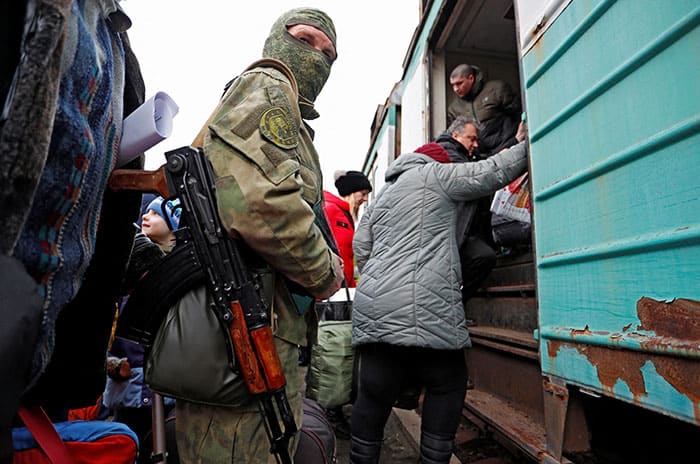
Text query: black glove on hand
122 232 165 292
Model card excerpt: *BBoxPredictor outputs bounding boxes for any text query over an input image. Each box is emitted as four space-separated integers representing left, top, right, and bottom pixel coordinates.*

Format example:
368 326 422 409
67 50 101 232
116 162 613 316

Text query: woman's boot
420 430 454 464
349 435 382 464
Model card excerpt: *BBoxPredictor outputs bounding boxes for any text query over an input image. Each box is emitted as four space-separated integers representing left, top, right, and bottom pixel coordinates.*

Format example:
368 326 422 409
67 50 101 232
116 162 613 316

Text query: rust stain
532 32 545 66
547 338 558 359
637 297 700 340
547 340 700 421
570 325 591 336
578 344 646 398
543 379 568 399
532 16 547 35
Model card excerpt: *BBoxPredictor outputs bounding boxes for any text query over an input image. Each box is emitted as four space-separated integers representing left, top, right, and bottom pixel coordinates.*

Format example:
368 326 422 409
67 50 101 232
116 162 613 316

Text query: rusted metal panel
637 297 700 341
540 297 700 425
542 377 569 461
466 342 543 423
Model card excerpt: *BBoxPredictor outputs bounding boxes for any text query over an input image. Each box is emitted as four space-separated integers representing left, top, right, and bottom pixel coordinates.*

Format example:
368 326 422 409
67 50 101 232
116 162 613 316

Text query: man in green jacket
447 64 521 157
175 7 344 463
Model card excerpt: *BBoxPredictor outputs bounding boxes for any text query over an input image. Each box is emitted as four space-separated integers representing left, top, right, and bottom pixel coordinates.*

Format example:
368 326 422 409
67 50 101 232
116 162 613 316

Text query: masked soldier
175 8 344 463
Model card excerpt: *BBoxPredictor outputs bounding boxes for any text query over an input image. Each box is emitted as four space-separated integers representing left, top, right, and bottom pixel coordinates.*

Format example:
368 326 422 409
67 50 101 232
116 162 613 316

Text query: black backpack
294 398 337 463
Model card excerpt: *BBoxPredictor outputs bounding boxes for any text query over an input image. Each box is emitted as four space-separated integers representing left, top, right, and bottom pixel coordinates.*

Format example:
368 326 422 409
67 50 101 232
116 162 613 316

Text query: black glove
122 232 165 292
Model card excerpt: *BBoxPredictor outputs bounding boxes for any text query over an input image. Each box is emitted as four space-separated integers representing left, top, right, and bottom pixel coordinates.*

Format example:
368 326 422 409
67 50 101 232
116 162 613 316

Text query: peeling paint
570 325 591 336
543 379 568 398
547 339 700 421
637 297 700 341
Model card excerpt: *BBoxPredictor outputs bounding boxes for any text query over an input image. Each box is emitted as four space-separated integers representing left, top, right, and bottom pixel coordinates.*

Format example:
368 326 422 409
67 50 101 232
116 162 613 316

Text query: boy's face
141 210 172 243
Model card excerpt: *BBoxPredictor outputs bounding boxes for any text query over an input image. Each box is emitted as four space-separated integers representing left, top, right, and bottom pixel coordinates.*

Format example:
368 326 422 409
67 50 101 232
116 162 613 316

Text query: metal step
464 389 573 464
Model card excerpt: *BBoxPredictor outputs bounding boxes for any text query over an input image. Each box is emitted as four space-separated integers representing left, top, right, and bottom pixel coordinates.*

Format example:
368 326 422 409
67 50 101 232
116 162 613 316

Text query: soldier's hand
317 254 345 299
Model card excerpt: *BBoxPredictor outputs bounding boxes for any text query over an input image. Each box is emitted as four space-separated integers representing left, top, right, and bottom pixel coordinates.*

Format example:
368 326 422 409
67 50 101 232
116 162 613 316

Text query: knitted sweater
2 0 146 408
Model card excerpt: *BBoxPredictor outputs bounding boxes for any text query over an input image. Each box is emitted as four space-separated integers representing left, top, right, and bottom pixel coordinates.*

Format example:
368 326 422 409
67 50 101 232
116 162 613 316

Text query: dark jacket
447 66 520 157
436 131 478 243
436 131 476 163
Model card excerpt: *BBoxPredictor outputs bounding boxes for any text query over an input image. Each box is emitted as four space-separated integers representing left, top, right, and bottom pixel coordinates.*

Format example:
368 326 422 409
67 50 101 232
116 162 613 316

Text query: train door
384 1 700 462
424 0 557 460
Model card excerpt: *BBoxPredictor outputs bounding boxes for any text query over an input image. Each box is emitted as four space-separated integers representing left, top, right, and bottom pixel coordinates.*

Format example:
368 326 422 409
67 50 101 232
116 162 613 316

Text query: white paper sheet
117 91 179 167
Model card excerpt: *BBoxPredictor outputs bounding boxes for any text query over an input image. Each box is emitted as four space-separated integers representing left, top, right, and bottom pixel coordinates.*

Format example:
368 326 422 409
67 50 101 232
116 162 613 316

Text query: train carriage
361 1 700 462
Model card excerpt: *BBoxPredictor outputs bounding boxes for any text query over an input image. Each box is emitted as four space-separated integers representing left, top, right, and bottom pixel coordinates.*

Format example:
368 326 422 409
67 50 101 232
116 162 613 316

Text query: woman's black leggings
351 343 468 441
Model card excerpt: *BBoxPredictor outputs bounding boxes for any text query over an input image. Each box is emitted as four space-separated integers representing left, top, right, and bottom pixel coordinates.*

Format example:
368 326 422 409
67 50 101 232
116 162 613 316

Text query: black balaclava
262 8 337 120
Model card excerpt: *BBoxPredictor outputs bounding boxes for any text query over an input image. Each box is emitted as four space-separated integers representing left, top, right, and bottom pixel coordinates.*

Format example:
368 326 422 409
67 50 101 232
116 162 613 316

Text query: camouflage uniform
176 8 339 463
176 340 303 463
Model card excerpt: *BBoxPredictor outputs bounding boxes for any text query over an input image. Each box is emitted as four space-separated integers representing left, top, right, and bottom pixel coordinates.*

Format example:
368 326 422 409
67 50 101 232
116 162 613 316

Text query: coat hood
385 153 435 183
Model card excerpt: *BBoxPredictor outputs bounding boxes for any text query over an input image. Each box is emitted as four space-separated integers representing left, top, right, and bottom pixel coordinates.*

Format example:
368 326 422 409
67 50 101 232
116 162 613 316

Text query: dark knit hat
414 143 451 164
334 170 372 196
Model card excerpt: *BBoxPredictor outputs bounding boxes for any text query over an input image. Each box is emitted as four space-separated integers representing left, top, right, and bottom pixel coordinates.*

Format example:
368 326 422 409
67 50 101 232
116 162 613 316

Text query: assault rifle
109 146 296 464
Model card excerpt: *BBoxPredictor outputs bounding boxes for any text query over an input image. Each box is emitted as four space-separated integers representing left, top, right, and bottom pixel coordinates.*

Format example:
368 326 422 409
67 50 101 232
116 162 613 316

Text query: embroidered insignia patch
259 106 299 149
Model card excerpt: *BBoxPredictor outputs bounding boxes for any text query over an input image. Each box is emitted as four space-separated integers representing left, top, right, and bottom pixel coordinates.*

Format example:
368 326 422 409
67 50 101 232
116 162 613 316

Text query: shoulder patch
259 106 299 149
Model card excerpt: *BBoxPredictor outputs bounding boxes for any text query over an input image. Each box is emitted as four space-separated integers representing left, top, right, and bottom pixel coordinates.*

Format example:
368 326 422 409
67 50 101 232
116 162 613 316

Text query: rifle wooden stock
229 299 294 461
109 166 169 197
249 325 286 391
228 301 268 394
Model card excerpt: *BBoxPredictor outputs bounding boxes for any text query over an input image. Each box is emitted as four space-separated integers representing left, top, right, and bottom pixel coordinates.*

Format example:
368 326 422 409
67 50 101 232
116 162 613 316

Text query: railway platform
334 403 519 464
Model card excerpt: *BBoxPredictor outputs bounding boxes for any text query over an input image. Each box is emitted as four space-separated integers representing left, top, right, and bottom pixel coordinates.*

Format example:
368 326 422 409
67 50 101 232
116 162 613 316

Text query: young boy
103 195 181 462
140 196 181 253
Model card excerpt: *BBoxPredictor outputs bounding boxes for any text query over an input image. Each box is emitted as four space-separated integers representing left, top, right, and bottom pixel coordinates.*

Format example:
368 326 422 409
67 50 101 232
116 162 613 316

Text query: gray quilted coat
352 142 528 350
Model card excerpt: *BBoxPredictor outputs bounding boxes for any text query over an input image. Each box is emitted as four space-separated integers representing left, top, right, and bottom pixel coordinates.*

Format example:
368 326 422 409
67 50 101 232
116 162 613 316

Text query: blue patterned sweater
13 0 126 380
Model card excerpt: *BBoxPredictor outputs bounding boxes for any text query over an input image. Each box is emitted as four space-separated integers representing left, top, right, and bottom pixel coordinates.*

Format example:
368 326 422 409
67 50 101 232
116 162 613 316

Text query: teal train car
361 1 699 461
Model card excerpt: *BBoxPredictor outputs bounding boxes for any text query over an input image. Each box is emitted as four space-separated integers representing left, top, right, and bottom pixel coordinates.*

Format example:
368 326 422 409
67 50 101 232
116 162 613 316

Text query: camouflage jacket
204 62 339 346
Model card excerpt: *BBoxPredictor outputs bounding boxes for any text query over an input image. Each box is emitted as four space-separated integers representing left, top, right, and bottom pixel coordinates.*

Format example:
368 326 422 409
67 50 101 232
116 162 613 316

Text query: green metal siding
523 0 700 424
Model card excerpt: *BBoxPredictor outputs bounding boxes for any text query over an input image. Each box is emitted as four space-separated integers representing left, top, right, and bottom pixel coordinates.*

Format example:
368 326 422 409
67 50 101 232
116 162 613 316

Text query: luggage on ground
294 397 337 464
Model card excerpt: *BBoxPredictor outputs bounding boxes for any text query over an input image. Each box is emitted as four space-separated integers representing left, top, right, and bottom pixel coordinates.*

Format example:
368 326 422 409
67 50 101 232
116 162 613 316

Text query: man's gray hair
447 115 482 134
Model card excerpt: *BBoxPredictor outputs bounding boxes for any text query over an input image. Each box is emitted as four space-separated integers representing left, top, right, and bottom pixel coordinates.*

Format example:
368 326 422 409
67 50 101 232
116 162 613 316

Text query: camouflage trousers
175 338 304 463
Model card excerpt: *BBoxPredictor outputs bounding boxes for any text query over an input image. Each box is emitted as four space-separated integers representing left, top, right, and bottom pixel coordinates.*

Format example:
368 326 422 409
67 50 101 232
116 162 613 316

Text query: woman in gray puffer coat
349 139 528 464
